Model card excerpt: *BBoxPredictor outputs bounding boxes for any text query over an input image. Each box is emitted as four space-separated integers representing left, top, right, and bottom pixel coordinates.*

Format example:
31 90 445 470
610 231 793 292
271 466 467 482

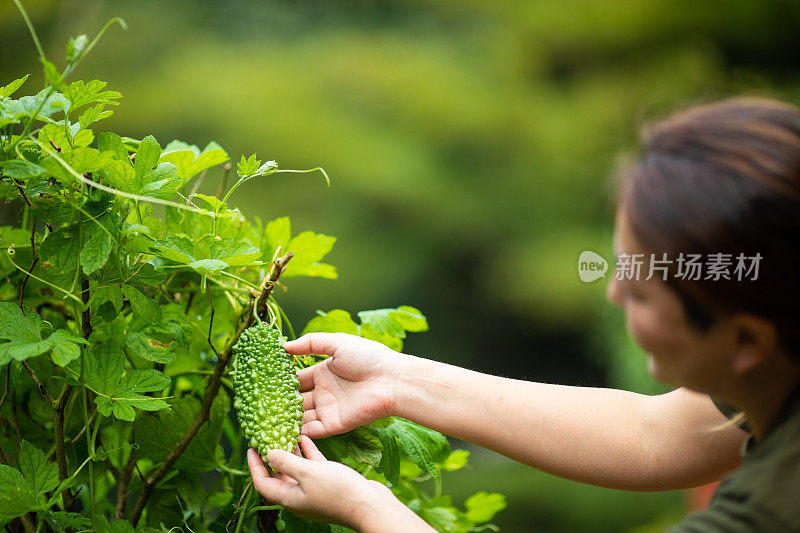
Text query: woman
247 98 800 531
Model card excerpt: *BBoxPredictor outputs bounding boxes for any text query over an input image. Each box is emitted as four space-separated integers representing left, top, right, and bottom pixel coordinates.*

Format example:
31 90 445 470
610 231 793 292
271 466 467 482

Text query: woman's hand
283 333 409 438
248 436 433 532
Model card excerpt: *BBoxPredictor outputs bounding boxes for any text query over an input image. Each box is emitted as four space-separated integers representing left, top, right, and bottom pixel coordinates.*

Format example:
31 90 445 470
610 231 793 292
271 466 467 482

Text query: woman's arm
288 333 748 492
396 356 747 490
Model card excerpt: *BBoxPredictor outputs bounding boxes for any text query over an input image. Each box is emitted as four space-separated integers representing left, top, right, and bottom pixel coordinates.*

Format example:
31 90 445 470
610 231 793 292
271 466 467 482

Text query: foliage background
2 0 799 530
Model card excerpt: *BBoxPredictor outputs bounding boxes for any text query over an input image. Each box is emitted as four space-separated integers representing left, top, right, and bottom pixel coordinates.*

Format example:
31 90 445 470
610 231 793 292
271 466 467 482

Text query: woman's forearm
354 487 435 533
391 356 744 491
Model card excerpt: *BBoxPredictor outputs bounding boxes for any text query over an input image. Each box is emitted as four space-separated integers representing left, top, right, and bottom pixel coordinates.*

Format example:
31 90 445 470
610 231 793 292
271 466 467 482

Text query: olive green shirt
666 387 800 532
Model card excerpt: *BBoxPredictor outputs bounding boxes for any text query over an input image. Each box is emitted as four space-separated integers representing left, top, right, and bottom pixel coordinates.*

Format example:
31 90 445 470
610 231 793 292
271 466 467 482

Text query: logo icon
578 251 608 283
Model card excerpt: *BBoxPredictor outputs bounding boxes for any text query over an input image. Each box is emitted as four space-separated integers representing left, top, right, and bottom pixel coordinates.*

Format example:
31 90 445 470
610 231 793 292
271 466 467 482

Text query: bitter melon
230 322 303 460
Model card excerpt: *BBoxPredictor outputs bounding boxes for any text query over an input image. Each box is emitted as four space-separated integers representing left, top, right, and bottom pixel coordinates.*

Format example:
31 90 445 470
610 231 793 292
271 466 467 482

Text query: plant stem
128 252 294 526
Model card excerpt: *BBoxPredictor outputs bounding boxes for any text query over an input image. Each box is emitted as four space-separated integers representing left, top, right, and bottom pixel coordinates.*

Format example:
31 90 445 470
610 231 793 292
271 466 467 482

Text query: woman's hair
617 97 800 359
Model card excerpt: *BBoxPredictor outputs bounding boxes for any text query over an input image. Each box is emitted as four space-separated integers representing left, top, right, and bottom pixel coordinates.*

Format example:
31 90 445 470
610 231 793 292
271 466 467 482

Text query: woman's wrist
352 481 430 532
388 352 436 421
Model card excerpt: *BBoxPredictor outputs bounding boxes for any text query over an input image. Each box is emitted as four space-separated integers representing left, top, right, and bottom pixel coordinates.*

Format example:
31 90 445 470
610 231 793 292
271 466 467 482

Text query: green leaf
40 59 67 92
236 153 261 177
48 510 91 530
134 135 162 180
126 332 175 364
345 427 383 467
302 309 359 336
151 236 194 263
160 140 229 184
265 216 291 254
210 238 261 266
81 226 112 274
82 342 171 421
97 131 129 161
0 75 29 98
374 426 401 485
66 79 121 111
0 159 46 180
19 440 59 497
464 492 507 523
284 230 337 279
122 285 161 325
78 103 113 128
90 283 124 316
188 258 228 275
388 418 449 480
70 147 115 174
0 303 85 366
140 162 180 199
192 193 226 212
66 34 89 62
40 225 81 272
47 329 85 366
441 449 470 472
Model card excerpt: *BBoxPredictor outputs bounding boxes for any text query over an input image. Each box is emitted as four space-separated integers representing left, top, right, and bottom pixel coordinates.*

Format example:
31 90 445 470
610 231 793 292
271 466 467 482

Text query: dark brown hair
619 97 800 357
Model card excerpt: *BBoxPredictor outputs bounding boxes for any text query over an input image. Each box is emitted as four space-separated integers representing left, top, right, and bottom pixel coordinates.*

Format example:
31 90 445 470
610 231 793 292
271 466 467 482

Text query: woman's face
606 210 737 394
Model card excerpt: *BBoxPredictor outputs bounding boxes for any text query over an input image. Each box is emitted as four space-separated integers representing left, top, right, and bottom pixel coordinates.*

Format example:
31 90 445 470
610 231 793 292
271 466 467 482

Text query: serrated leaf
0 75 29 98
284 230 337 279
188 258 228 274
345 427 383 467
49 510 91 530
441 449 470 471
82 342 171 420
236 153 261 177
81 226 112 274
19 440 59 497
66 34 89 62
126 332 175 364
210 238 260 266
265 216 291 254
47 329 86 366
192 193 226 212
301 309 359 336
70 147 115 174
122 285 161 324
40 59 66 92
66 79 121 111
0 303 84 366
97 131 129 161
90 283 124 316
134 135 162 180
464 492 507 523
151 236 194 263
387 418 449 480
160 140 229 184
140 162 180 199
40 224 81 272
78 103 113 128
0 159 46 180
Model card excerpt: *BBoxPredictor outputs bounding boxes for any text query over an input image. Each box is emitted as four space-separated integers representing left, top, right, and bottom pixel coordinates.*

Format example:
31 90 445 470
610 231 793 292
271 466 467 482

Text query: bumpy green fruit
230 322 302 460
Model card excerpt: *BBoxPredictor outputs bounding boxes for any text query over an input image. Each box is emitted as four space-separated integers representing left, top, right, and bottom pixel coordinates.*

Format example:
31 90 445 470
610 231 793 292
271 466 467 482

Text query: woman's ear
730 314 778 374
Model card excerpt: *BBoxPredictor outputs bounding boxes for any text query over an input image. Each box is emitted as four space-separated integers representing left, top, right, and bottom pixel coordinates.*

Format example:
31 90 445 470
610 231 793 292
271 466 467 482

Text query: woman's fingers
302 391 314 410
267 449 309 480
301 420 327 438
298 367 315 392
302 408 317 424
283 333 341 358
299 435 327 462
247 449 295 503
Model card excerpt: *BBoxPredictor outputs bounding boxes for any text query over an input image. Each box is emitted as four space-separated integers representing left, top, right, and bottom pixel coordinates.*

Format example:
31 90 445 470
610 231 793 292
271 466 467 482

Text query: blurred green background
3 0 800 530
